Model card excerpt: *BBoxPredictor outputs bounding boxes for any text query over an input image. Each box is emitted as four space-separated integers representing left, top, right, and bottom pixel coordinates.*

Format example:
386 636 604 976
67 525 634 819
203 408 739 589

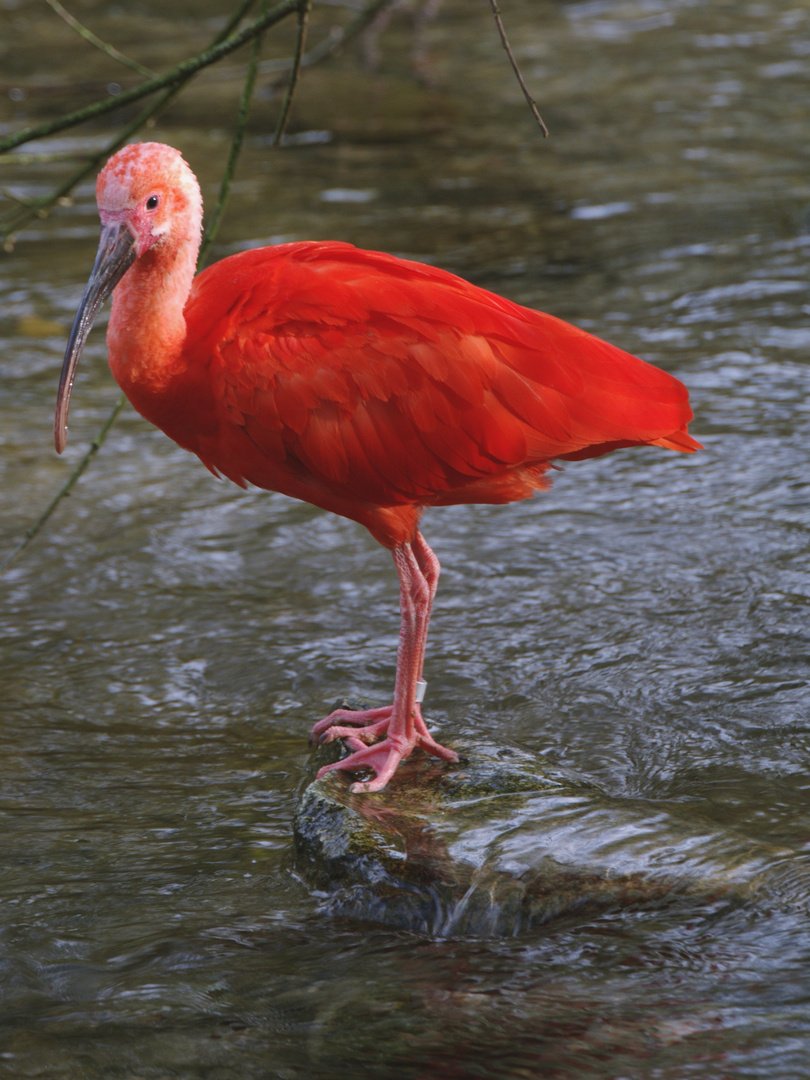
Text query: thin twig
198 19 267 265
0 0 299 156
272 0 313 145
264 0 395 76
44 0 156 78
0 396 126 575
302 0 395 65
0 187 32 208
0 152 88 164
219 0 262 37
486 0 549 138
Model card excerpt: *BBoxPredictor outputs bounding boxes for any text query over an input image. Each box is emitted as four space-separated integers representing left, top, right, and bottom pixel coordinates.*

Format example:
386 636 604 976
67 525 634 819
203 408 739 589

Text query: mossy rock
294 735 786 937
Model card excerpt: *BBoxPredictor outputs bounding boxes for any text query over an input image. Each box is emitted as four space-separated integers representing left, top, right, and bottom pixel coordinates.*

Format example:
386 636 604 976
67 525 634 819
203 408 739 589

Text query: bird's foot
314 709 459 794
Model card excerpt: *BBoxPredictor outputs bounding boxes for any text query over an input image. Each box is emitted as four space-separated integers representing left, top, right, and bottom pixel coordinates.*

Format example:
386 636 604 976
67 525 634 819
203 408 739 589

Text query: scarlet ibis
55 142 700 793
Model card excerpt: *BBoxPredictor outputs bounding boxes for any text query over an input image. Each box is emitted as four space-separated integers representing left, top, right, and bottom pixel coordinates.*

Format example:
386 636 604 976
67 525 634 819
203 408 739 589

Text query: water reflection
1 0 810 1075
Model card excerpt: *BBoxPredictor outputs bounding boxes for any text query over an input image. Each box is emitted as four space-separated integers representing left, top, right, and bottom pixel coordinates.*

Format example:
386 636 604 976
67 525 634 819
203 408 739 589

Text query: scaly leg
312 530 458 793
311 529 440 743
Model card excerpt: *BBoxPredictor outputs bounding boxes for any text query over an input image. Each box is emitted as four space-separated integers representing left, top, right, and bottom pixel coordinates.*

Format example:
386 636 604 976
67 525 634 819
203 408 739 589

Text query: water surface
1 1 809 1076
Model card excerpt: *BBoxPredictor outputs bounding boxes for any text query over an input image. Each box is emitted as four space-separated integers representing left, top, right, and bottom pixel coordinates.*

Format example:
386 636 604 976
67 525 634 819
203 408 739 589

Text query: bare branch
263 0 397 76
487 0 549 138
0 396 126 575
0 0 300 156
199 11 269 264
272 0 313 145
44 0 156 79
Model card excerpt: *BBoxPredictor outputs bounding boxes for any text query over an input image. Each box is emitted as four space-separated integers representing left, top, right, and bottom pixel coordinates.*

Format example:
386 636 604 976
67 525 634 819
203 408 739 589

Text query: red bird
55 143 700 793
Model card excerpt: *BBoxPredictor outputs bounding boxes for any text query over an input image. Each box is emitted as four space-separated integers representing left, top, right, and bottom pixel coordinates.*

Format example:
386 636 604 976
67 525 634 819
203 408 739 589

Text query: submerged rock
294 735 786 937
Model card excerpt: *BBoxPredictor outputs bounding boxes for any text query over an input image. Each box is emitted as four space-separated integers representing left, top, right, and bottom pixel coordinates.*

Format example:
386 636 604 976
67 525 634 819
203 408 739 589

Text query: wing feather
181 241 699 526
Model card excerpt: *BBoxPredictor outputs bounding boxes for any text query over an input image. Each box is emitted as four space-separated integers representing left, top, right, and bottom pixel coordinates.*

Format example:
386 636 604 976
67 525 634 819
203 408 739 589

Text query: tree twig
0 187 32 208
0 396 126 575
198 13 269 265
0 0 299 156
302 0 395 66
486 0 549 138
263 0 395 77
44 0 156 79
272 0 313 145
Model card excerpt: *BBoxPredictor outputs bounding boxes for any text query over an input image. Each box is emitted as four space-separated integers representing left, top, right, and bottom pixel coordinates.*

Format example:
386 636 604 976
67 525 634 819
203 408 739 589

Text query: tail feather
649 428 703 453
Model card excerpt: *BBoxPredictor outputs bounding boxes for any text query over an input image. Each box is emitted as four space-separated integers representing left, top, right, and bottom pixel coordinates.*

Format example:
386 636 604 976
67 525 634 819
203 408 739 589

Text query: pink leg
312 530 458 793
311 530 440 744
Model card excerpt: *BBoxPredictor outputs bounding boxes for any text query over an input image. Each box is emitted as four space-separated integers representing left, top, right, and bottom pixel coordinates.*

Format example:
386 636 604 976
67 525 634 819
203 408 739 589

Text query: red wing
183 242 698 506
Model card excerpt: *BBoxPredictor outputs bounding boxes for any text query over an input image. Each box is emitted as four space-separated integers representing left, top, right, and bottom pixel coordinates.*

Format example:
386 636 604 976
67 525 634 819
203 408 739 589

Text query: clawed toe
317 718 391 746
316 736 407 792
310 705 393 742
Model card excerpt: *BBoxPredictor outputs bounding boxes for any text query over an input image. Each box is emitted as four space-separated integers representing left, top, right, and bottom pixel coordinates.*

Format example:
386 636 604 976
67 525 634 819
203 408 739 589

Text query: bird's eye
146 194 160 211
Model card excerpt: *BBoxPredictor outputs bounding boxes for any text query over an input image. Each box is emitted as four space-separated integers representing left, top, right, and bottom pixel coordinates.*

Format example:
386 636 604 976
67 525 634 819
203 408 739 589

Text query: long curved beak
54 221 136 453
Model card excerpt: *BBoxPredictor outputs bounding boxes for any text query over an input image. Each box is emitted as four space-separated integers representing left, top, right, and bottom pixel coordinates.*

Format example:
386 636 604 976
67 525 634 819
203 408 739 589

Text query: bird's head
54 142 203 453
95 142 203 261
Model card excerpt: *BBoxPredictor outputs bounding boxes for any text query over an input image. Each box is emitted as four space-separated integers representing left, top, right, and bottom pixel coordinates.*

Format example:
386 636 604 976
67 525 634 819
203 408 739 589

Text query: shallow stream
1 1 810 1075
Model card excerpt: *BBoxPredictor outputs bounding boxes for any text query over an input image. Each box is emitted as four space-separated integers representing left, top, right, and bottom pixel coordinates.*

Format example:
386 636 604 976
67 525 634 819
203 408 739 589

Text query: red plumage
143 241 698 547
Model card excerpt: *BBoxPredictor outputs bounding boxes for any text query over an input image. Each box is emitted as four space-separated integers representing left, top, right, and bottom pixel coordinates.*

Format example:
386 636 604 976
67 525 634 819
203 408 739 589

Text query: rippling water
1 0 810 1075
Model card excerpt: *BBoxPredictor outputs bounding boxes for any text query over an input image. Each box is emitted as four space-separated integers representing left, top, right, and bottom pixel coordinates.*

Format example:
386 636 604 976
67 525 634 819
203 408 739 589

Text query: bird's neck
107 234 199 401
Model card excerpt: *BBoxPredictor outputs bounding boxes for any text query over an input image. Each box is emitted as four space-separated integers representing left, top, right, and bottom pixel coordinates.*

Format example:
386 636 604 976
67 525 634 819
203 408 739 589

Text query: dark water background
1 1 810 1075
